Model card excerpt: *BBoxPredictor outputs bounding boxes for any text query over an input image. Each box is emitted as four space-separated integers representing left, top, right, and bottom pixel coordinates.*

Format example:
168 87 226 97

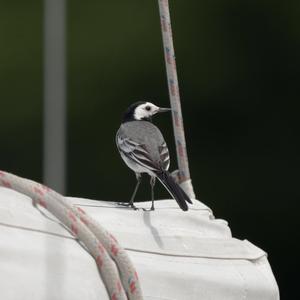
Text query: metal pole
43 0 67 194
158 0 196 199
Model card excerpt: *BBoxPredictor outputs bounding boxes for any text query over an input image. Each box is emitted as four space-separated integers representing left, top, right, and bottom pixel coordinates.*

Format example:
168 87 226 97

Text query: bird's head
123 101 171 122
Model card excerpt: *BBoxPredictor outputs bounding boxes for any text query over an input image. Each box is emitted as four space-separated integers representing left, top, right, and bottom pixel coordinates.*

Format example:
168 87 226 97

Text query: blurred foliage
0 0 299 298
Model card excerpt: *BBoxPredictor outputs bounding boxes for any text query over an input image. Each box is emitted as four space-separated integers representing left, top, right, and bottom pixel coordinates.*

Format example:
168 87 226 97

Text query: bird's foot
142 206 155 212
117 202 139 210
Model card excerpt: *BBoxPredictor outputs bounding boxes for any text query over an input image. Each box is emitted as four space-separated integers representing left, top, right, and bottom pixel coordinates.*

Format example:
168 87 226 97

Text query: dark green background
1 1 299 298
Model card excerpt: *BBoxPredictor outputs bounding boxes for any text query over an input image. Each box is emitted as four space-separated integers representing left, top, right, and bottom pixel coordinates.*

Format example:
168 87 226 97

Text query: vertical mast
43 0 67 193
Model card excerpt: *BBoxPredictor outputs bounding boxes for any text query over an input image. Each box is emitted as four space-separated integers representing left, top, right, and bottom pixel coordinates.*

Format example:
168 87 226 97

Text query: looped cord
0 170 143 300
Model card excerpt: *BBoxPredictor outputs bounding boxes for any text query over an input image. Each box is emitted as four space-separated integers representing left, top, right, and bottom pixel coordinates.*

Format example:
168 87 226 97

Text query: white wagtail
116 101 192 211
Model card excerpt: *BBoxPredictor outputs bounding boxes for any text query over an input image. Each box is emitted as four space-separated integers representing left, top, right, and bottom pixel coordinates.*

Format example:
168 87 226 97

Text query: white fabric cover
0 187 279 299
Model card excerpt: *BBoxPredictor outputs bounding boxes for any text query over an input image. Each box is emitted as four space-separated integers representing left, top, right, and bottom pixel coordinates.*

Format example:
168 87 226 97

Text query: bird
116 101 193 211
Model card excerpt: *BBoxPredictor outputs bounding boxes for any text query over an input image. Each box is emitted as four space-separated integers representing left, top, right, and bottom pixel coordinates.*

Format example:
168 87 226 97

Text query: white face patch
134 102 160 120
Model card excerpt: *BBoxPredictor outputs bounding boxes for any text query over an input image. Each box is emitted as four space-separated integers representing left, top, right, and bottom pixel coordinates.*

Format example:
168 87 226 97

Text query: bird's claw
142 207 155 211
117 202 139 210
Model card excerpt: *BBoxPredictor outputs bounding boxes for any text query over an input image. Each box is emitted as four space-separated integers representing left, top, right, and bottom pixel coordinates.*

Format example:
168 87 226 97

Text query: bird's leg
129 173 141 209
150 176 156 210
143 176 156 211
118 173 141 210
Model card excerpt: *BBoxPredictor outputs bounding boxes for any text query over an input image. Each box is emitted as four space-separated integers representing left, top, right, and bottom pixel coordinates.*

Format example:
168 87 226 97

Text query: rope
158 0 196 199
0 170 143 300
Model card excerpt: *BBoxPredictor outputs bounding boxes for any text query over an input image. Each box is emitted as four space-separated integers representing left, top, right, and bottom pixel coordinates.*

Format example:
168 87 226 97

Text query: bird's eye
145 106 151 111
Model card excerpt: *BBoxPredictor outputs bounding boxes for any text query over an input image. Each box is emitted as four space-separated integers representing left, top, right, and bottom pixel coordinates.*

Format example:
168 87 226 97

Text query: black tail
156 171 193 211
